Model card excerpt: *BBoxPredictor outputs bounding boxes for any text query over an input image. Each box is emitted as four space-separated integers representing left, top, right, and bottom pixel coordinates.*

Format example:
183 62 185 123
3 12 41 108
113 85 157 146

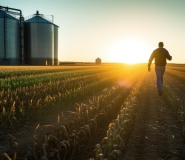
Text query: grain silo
54 25 59 65
0 6 23 65
24 11 59 65
96 57 101 64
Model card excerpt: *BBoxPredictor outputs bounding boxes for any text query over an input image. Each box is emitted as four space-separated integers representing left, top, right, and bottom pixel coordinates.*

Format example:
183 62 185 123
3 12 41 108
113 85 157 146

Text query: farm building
0 6 59 65
0 6 23 65
24 11 59 65
95 57 101 64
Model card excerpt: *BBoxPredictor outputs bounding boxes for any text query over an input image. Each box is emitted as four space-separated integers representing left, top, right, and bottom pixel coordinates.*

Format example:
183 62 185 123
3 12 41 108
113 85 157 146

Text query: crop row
0 64 131 80
0 66 96 79
0 65 145 159
166 69 185 86
167 65 185 73
0 65 144 130
0 68 110 91
1 82 131 159
0 64 142 90
90 74 144 160
0 71 118 130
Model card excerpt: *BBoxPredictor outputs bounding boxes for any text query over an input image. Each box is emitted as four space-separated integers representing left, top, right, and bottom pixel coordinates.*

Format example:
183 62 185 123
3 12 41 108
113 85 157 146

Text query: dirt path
122 72 185 160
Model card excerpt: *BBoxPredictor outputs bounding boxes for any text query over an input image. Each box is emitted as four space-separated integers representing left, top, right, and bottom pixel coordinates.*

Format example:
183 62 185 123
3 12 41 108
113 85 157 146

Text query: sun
109 37 151 64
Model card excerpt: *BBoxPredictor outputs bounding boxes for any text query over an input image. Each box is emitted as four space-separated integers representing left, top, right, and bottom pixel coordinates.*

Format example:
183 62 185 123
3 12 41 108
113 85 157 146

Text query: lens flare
117 79 132 88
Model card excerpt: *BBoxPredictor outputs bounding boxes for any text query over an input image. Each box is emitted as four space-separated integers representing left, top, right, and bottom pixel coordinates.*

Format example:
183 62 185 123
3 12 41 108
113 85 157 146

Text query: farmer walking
148 42 172 95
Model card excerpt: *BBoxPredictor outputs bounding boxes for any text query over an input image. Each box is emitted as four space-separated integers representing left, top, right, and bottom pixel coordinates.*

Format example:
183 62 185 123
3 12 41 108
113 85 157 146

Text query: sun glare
109 37 151 64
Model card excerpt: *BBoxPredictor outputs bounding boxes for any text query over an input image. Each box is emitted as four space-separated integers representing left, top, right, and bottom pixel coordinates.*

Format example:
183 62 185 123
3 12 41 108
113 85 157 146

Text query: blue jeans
155 66 165 92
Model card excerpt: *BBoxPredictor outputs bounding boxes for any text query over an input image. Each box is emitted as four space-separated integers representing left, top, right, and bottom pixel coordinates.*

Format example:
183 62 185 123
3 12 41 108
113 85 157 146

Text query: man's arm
166 51 172 60
148 52 155 71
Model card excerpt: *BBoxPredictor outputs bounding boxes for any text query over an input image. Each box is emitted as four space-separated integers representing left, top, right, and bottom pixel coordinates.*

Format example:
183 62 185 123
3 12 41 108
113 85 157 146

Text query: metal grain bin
24 12 54 65
0 9 20 65
54 25 59 65
96 57 101 64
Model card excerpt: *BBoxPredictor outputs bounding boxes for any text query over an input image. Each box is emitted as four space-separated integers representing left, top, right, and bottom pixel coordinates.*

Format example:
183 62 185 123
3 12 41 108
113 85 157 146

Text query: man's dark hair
158 42 164 47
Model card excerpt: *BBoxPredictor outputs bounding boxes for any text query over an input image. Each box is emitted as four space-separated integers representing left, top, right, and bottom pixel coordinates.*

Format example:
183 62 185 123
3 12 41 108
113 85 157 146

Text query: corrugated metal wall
24 15 59 65
0 10 20 65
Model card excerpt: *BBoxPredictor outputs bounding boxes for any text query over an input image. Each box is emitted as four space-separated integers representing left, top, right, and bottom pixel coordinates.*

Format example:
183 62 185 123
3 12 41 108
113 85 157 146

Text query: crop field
0 64 185 160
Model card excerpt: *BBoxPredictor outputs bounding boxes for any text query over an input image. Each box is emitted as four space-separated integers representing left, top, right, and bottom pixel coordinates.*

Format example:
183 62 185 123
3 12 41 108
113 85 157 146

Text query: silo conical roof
25 15 53 24
0 10 18 19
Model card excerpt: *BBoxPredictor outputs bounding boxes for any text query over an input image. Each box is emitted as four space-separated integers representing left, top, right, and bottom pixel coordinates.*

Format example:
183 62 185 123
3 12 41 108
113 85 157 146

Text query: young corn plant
91 76 143 160
0 65 145 159
0 72 117 129
20 85 129 160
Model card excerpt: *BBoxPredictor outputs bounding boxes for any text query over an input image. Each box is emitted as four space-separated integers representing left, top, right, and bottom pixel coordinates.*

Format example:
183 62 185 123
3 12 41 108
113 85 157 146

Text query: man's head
158 42 164 48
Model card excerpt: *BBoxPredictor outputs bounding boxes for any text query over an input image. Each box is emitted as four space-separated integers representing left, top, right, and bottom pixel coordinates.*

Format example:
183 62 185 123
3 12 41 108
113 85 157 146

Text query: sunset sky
1 0 185 63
